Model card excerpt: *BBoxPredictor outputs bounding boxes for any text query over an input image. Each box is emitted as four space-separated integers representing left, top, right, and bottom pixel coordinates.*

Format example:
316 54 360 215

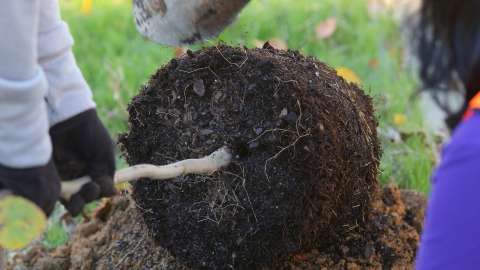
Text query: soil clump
119 44 380 269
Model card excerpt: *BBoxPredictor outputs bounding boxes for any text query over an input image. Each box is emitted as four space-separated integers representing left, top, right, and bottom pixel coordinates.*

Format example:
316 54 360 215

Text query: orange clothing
463 92 480 120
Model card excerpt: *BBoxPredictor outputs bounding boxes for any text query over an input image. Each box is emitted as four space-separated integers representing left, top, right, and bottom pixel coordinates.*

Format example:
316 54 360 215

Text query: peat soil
119 44 380 269
8 185 426 270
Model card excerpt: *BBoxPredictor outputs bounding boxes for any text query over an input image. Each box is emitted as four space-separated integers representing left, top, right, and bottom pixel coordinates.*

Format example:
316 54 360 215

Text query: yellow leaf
81 0 93 15
393 113 408 126
336 67 362 85
0 195 47 250
115 182 131 192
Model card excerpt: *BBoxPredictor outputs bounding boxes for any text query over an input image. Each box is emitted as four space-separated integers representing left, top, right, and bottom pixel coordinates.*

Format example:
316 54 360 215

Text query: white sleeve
39 0 96 126
0 0 52 168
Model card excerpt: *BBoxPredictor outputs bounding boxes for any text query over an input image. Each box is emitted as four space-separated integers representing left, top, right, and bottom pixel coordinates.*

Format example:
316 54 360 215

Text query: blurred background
62 0 434 195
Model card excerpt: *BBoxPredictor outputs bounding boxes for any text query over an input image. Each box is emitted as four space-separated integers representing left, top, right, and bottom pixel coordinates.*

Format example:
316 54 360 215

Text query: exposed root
61 146 232 200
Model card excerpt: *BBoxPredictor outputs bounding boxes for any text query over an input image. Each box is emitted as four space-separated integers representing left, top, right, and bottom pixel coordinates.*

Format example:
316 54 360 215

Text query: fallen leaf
368 58 379 69
115 182 131 193
254 39 288 50
315 17 337 40
269 38 288 50
393 113 407 126
254 40 265 48
336 67 362 85
80 0 93 15
175 47 187 58
265 38 288 51
0 195 47 250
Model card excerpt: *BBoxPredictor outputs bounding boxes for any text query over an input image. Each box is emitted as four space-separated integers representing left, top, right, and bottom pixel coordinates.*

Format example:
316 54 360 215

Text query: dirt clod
119 45 380 269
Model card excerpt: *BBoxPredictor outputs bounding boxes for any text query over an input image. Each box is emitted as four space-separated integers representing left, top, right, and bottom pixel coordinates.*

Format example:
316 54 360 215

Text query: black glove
0 160 61 216
50 109 116 216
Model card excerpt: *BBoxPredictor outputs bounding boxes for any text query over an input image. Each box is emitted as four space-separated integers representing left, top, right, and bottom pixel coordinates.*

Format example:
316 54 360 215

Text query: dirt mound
118 44 380 269
8 185 426 270
288 186 426 270
9 195 187 270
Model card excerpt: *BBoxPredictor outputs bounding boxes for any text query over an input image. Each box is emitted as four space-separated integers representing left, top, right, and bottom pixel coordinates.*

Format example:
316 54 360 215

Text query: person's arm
416 113 480 269
38 0 95 126
38 0 116 216
0 0 60 215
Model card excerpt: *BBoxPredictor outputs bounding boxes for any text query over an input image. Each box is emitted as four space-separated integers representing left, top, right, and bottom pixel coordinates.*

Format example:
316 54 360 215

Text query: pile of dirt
8 185 426 270
119 44 380 269
288 185 426 270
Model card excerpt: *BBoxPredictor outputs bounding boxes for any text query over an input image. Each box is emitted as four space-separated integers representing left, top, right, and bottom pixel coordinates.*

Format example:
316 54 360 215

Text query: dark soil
118 44 380 269
8 185 426 270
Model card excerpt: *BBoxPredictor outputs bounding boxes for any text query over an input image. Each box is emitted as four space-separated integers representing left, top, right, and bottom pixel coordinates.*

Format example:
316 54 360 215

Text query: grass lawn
61 1 434 195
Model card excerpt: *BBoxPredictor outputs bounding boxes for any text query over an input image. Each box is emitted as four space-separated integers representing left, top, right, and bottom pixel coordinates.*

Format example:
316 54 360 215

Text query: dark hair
417 0 480 128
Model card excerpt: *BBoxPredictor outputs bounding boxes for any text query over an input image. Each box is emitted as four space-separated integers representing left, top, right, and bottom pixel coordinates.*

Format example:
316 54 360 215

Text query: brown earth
119 44 380 269
8 185 425 270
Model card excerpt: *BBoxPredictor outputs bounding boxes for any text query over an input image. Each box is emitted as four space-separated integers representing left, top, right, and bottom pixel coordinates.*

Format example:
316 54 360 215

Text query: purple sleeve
416 113 480 270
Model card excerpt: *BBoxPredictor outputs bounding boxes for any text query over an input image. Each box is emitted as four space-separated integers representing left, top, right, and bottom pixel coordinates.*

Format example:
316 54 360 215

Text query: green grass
44 0 436 248
43 221 69 249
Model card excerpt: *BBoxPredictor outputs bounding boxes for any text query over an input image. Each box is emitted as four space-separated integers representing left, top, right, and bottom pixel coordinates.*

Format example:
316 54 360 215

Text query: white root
60 146 232 200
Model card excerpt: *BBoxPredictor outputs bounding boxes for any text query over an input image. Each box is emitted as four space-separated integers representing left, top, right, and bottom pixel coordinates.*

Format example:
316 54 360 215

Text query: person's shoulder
451 113 480 144
442 113 480 161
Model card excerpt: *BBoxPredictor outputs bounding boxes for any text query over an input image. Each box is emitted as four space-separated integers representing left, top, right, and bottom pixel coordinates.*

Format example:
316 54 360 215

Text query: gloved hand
50 109 116 216
0 160 61 216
